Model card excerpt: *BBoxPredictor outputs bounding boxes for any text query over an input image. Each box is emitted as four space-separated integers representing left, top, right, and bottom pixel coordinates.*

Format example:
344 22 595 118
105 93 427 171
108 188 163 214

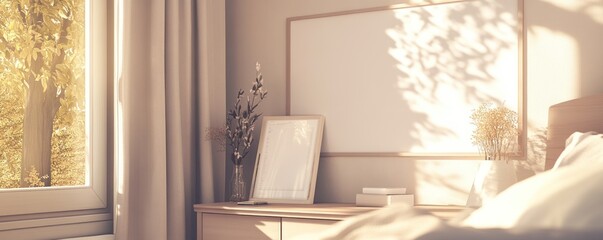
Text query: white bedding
293 203 603 239
295 132 603 239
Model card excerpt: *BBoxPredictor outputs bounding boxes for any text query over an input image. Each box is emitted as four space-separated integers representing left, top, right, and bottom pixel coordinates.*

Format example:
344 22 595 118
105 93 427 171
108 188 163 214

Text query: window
0 0 110 234
1 0 89 190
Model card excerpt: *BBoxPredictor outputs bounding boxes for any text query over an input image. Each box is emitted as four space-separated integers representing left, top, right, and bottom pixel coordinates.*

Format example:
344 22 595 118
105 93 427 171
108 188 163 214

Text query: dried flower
226 62 268 165
471 103 518 161
204 126 227 152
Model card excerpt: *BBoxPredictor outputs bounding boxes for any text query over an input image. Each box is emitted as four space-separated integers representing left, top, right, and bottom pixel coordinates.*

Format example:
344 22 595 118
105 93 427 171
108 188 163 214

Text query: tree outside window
0 0 86 188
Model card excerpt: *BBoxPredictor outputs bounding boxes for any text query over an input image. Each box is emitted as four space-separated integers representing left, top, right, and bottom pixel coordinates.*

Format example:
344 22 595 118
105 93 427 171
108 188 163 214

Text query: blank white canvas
289 0 520 155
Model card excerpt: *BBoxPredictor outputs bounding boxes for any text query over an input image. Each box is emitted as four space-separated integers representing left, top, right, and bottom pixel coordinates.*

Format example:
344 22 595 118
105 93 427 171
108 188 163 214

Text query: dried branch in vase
226 62 268 166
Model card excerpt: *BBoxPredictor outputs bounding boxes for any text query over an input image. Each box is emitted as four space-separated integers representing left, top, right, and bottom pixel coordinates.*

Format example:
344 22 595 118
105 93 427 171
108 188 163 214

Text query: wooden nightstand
194 202 465 240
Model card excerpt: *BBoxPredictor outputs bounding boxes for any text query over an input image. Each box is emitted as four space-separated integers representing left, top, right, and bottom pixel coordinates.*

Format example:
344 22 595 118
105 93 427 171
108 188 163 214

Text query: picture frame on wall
249 115 325 204
287 0 525 159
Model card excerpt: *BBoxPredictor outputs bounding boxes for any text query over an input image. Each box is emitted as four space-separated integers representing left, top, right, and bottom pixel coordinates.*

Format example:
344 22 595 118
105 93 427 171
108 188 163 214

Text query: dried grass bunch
471 103 518 161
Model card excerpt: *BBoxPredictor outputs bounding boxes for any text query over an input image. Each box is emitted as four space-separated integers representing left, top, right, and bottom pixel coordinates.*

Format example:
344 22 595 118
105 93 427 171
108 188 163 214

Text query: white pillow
553 131 603 169
460 158 603 230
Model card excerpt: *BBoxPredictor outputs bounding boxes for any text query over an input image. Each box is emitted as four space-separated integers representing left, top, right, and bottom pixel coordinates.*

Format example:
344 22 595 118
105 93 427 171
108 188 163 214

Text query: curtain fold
115 0 225 239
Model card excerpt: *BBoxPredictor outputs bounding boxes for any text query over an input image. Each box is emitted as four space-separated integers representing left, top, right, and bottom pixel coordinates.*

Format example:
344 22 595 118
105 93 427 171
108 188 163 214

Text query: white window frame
0 0 108 217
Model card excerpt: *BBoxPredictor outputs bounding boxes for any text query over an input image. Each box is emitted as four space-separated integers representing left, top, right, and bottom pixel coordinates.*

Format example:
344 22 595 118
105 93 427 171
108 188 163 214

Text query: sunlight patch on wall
585 5 603 25
538 0 603 25
386 0 519 153
414 160 479 205
539 0 595 11
527 27 578 127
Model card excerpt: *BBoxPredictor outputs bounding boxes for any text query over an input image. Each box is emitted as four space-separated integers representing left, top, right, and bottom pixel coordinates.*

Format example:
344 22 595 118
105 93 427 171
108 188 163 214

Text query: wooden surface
194 202 465 221
545 94 603 170
194 202 375 221
202 213 280 240
281 218 337 239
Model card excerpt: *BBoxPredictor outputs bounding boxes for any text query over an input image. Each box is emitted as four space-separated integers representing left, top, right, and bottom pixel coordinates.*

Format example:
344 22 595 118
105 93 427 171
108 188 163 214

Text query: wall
225 0 603 204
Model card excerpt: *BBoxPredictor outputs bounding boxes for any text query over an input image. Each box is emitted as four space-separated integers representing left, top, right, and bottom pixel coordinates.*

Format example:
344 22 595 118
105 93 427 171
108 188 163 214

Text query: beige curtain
114 0 225 239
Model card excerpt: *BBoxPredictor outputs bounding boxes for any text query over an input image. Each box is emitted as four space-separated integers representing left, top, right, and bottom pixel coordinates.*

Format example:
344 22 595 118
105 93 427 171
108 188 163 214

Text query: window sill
0 213 112 240
61 234 115 240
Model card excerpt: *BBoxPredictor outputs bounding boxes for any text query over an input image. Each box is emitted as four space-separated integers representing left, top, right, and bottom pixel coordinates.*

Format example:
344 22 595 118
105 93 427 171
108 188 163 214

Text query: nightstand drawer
281 218 337 239
202 213 280 240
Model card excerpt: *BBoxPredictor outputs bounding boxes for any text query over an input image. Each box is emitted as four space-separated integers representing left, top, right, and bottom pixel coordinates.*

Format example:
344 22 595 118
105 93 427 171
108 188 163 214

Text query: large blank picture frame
287 0 525 158
250 116 325 204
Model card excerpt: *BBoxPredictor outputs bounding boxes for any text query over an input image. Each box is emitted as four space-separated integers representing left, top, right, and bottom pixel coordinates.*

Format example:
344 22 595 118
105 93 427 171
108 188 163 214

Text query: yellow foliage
0 157 20 188
24 166 49 188
0 80 24 189
51 104 86 186
0 0 86 189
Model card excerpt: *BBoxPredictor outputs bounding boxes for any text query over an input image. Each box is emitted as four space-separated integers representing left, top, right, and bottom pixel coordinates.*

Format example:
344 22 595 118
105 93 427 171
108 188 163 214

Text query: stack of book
356 187 414 207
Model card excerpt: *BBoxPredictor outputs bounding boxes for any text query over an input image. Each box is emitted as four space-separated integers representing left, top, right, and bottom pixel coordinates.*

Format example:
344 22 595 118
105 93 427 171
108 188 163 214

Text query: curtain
114 0 225 239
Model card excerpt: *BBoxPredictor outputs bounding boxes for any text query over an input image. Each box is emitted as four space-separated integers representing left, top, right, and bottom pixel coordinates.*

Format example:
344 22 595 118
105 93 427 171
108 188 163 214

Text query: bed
294 94 603 239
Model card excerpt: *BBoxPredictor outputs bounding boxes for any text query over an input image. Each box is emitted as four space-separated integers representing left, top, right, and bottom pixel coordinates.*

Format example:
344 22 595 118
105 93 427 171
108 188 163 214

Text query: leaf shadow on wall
387 0 518 152
385 0 520 201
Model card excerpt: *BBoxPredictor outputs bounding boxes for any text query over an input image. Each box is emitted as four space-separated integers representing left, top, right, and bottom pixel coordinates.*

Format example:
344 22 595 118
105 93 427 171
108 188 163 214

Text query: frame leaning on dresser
194 202 464 240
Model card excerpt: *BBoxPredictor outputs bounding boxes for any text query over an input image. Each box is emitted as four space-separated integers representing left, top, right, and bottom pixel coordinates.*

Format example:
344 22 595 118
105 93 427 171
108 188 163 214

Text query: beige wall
225 0 603 204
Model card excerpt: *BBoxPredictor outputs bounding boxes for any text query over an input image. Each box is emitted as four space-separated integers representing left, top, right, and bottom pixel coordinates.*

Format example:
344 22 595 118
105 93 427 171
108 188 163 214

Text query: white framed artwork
287 0 525 158
249 115 325 204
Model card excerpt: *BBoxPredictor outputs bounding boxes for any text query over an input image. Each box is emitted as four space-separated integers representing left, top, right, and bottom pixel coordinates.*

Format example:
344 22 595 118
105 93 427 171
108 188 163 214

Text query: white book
362 187 407 195
356 194 414 207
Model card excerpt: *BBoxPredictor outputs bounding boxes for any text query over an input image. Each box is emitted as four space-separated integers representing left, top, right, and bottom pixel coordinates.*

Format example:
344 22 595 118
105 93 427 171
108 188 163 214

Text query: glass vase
229 164 247 202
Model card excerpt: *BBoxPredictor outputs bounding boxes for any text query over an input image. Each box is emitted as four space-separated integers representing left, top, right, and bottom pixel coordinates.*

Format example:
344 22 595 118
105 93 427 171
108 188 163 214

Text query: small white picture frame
249 115 325 204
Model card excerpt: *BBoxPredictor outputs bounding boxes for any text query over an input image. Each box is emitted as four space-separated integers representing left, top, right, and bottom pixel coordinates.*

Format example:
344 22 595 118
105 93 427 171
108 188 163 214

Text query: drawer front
202 213 280 240
281 218 337 240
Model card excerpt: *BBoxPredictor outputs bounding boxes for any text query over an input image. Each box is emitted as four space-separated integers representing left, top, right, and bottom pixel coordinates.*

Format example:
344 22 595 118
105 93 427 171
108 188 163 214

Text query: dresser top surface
194 202 465 221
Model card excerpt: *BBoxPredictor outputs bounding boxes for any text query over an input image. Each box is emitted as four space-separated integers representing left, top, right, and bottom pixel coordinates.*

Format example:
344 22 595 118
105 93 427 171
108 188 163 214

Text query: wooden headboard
545 94 603 170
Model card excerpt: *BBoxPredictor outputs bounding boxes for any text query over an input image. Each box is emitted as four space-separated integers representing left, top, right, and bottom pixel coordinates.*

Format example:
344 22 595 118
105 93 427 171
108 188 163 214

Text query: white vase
466 161 517 207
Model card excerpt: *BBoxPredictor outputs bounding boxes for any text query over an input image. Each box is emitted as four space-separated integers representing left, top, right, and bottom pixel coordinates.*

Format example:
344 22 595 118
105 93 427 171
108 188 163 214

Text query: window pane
0 0 86 188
